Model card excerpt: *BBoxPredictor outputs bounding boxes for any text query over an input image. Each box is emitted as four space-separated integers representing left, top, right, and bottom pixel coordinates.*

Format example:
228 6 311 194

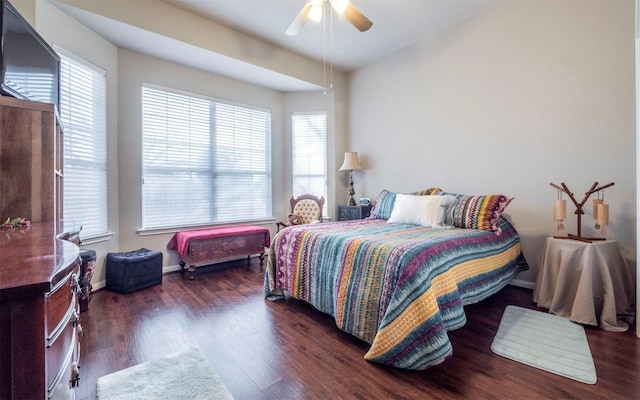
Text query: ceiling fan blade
343 3 373 32
286 2 313 36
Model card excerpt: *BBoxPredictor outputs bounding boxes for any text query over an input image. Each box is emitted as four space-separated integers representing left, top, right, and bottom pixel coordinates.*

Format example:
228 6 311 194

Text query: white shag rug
97 347 234 399
491 305 597 384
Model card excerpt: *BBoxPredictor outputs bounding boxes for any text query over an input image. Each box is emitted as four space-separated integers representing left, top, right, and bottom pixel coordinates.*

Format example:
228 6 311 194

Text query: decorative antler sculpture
549 181 614 243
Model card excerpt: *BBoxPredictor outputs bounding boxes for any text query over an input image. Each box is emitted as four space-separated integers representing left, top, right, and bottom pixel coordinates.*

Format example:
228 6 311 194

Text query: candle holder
549 181 614 243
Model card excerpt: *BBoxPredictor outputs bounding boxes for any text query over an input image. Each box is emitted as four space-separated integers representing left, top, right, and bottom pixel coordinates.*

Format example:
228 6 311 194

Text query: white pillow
387 194 457 227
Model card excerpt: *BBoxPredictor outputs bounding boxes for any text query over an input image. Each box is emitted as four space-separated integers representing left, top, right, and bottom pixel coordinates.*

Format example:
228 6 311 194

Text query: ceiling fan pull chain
323 0 327 93
330 0 334 90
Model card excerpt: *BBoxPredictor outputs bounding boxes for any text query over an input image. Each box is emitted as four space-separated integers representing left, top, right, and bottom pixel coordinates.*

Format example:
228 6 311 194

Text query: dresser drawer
48 328 80 400
45 270 78 340
46 310 78 394
0 224 81 399
45 269 79 395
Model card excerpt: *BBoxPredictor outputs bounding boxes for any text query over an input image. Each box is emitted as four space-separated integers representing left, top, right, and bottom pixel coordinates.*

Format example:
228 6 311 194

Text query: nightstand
533 237 635 332
337 204 371 221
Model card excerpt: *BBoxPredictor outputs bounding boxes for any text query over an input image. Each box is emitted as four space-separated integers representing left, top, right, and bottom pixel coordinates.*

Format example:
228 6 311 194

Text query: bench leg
258 252 265 273
179 260 196 280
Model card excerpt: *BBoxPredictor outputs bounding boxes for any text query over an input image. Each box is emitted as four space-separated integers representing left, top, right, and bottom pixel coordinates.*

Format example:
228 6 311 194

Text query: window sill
137 219 276 236
80 231 115 245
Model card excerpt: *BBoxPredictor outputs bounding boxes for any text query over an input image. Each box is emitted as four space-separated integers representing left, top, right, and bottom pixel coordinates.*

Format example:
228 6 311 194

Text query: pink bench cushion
167 225 270 258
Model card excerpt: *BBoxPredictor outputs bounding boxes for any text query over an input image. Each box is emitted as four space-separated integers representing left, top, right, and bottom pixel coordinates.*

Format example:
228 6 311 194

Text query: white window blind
59 50 108 239
142 86 271 229
292 112 327 213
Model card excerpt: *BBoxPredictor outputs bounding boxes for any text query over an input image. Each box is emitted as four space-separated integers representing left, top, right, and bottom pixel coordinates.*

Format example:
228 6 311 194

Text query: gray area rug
491 305 597 384
97 347 234 399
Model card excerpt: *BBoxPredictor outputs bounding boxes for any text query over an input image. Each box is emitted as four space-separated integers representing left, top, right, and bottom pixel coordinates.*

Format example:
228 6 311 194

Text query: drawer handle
69 362 81 388
72 274 81 294
73 312 84 337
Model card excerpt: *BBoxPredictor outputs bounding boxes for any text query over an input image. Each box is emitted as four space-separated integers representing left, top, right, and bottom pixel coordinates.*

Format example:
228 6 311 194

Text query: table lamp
339 152 363 206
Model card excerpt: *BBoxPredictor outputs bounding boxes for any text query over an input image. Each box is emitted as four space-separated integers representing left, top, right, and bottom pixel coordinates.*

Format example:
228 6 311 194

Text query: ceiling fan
286 0 373 36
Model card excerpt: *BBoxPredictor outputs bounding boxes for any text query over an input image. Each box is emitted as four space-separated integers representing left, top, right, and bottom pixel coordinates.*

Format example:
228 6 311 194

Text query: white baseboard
508 279 535 290
164 264 183 273
91 264 183 292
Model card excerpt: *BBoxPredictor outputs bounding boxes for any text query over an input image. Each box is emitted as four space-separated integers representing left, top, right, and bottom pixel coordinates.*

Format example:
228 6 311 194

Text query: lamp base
347 170 356 206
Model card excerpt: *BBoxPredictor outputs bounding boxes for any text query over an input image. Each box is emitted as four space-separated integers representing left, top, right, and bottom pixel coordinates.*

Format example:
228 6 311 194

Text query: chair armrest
276 221 288 232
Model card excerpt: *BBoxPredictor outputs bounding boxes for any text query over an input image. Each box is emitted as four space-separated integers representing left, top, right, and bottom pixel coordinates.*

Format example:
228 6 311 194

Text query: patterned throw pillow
370 187 441 220
411 188 443 196
370 190 396 219
445 193 513 233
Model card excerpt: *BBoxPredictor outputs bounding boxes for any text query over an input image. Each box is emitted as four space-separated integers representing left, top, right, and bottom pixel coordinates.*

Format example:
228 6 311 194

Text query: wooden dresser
0 97 64 226
0 96 80 398
0 224 81 399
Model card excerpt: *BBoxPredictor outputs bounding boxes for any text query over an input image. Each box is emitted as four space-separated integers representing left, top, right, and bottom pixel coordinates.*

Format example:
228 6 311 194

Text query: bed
264 190 528 370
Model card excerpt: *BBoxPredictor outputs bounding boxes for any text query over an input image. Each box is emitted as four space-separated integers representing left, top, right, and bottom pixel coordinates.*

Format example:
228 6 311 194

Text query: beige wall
30 0 121 288
24 0 635 290
349 0 636 287
26 0 347 287
117 49 286 270
52 0 327 89
282 74 350 218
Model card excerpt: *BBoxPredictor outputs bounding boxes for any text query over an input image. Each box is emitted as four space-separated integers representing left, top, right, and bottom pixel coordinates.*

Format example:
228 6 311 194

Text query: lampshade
339 152 363 171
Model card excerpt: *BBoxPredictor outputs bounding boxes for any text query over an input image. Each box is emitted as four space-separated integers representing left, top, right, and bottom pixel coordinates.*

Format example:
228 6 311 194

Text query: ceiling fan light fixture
330 0 349 15
308 3 323 22
286 0 372 35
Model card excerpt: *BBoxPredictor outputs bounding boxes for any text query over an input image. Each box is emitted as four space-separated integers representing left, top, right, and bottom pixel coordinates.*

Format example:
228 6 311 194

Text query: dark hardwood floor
76 258 639 400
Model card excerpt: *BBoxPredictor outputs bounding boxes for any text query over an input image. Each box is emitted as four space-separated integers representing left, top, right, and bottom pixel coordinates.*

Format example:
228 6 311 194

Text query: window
59 50 108 239
292 112 327 214
141 85 271 229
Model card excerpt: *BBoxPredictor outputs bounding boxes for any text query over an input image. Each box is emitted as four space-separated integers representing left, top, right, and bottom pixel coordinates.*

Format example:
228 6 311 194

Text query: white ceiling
161 0 493 71
55 0 493 91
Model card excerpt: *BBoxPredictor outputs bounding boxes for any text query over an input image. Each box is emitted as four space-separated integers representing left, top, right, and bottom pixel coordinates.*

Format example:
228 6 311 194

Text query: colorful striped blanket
264 217 528 370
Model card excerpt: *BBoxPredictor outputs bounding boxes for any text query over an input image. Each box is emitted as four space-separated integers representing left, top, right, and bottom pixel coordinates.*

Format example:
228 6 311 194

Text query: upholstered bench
106 248 163 293
167 225 270 280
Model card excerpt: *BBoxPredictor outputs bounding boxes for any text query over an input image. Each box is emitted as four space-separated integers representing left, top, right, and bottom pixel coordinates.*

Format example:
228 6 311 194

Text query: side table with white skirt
533 237 635 331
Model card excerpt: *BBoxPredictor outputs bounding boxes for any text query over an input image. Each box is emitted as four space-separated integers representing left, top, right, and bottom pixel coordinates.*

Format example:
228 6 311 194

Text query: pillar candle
554 199 566 221
597 203 609 226
593 199 603 219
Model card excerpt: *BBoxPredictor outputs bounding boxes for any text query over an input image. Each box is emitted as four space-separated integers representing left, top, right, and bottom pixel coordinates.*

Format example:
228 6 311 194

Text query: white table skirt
533 238 636 332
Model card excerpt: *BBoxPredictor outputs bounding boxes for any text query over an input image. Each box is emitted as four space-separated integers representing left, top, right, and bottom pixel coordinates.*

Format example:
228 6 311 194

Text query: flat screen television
0 0 59 108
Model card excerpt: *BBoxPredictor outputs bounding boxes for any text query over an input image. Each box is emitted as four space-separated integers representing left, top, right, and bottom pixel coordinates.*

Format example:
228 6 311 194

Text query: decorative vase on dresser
0 96 82 399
